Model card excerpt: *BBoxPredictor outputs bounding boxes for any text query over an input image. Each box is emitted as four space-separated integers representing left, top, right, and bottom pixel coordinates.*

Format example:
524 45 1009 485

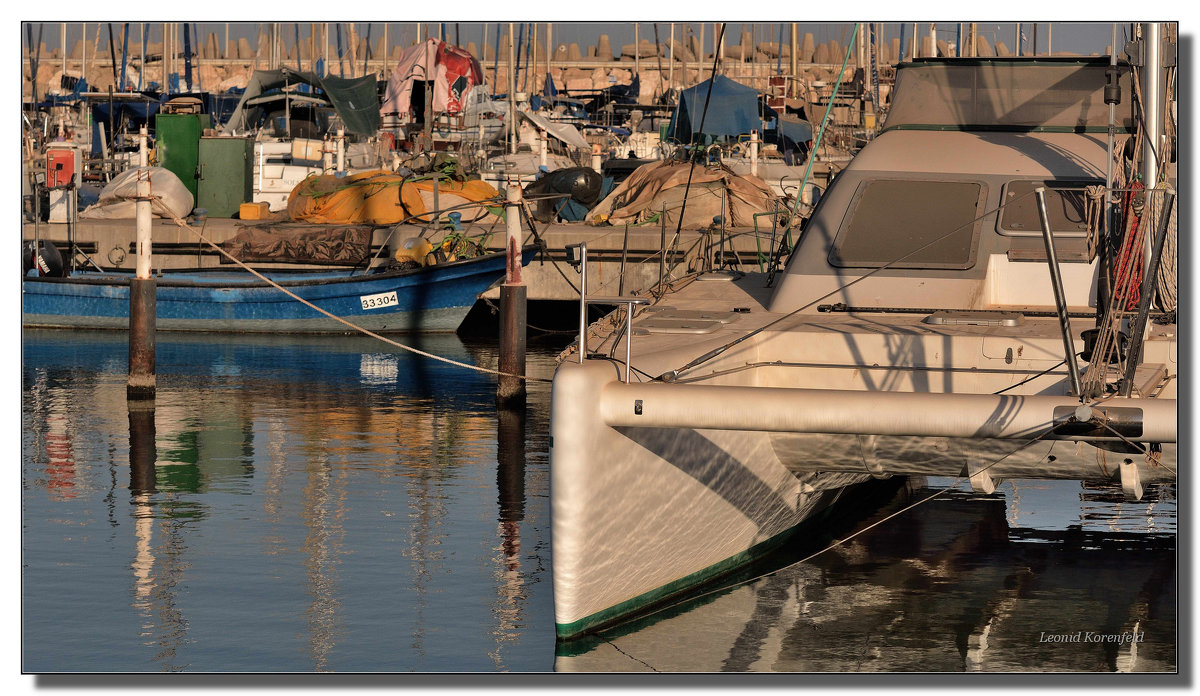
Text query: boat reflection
24 328 502 671
555 479 1175 673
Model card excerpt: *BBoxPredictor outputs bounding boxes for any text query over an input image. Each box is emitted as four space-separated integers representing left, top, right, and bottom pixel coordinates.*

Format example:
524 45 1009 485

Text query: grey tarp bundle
79 166 194 219
224 67 381 137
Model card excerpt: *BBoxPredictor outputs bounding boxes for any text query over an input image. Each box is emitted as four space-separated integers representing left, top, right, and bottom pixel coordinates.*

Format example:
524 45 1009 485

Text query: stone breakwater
1039 631 1146 645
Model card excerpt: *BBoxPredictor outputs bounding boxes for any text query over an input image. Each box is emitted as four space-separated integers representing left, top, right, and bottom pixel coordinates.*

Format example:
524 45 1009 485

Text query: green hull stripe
882 124 1133 135
554 522 803 640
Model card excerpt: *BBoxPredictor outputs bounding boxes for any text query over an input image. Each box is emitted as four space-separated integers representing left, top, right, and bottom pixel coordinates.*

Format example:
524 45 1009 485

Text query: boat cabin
769 58 1135 316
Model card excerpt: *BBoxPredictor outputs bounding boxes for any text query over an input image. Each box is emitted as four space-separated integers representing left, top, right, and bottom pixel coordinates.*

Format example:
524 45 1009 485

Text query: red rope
1112 181 1145 311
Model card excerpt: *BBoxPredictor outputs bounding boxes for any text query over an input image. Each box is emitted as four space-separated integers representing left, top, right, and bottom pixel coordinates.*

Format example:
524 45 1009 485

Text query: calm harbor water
21 328 1175 673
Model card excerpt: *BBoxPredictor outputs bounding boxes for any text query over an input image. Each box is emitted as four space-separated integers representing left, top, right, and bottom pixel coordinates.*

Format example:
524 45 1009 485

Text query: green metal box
154 113 211 203
197 137 254 218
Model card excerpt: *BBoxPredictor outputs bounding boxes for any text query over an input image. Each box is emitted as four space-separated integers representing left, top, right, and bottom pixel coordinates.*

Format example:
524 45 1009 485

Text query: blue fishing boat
23 248 533 333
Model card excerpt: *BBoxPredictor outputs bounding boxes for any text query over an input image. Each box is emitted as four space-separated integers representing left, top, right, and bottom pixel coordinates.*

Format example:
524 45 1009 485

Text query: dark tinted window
829 179 984 269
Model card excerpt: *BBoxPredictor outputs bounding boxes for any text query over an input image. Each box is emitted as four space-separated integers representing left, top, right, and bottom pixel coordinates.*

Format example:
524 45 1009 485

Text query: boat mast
508 22 516 155
1140 22 1163 195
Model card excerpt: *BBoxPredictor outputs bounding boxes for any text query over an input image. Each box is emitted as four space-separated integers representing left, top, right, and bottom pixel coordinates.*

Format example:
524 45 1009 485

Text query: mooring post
336 126 346 173
749 129 759 178
497 182 527 408
128 125 155 401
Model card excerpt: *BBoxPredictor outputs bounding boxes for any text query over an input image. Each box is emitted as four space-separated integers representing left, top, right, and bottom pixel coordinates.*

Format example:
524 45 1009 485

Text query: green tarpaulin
224 67 380 137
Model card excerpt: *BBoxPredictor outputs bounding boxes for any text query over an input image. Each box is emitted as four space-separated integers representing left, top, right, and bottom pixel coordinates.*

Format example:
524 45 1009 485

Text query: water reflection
23 329 542 672
491 407 529 669
301 452 344 672
556 481 1175 672
125 400 195 672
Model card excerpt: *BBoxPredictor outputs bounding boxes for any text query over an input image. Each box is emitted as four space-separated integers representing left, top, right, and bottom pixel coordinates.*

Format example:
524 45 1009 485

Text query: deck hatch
999 179 1101 237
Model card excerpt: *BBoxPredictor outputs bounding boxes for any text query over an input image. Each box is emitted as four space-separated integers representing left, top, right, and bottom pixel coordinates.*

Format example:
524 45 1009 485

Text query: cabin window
998 179 1101 237
829 179 985 269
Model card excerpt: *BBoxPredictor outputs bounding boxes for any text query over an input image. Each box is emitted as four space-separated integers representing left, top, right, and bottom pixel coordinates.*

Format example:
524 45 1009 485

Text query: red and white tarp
381 39 484 118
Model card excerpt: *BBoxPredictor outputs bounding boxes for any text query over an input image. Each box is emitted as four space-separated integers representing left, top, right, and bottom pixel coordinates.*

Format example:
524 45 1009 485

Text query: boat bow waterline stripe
555 517 803 639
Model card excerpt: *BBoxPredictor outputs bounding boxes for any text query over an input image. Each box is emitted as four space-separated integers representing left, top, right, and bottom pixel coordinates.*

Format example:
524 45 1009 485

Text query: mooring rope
161 209 551 384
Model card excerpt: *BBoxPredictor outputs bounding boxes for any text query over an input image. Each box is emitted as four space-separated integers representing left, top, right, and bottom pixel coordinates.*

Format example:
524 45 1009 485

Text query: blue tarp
667 75 761 144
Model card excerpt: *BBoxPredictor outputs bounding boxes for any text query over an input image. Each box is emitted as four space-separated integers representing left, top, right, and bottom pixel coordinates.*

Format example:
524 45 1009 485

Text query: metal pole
670 23 675 93
619 223 629 296
578 242 588 363
508 23 517 154
128 125 155 401
1096 22 1121 323
659 207 667 288
1034 187 1082 399
635 22 640 77
1141 22 1163 282
1140 23 1163 192
497 183 527 408
790 24 798 96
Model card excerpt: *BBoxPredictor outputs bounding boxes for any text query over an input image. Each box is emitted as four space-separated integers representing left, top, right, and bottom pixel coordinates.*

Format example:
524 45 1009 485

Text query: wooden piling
127 277 156 400
128 127 155 401
496 183 527 409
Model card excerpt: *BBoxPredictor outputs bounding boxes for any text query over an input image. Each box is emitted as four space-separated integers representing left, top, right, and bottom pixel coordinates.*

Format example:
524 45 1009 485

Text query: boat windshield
884 59 1133 132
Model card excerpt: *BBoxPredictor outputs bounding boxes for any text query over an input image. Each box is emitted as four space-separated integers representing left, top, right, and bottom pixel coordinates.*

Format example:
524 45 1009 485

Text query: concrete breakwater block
596 34 612 60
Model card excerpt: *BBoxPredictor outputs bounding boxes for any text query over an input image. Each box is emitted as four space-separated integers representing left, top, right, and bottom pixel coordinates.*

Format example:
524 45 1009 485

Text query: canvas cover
286 170 501 225
381 39 485 118
224 68 381 137
588 160 777 228
79 166 194 219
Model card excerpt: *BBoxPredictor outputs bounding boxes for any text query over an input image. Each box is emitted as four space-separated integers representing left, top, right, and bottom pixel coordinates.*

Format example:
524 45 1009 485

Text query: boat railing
575 241 650 382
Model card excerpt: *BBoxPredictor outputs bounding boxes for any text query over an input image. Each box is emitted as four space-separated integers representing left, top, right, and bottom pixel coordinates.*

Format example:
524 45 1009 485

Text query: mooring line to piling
164 211 552 384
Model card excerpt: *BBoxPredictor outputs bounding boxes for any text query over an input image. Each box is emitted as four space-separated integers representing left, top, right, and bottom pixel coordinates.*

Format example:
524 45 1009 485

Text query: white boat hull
550 359 873 639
